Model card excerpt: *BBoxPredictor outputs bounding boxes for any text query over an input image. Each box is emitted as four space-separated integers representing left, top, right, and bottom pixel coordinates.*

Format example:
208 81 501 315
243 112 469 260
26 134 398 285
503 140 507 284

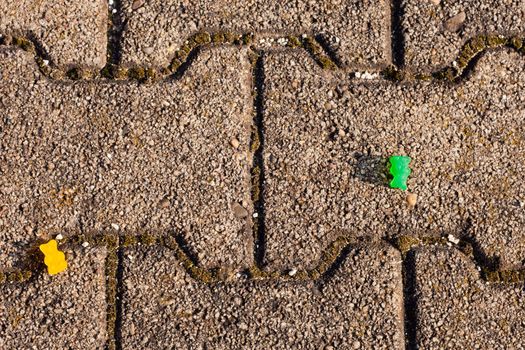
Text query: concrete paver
0 247 107 349
120 0 391 68
262 48 525 270
413 246 525 349
401 0 525 71
121 244 404 349
0 46 253 270
0 0 107 68
0 2 524 348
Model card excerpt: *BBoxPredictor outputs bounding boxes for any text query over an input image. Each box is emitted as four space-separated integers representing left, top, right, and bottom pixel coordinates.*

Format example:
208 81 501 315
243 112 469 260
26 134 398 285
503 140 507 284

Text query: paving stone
413 246 525 349
0 46 253 269
119 0 391 68
0 247 107 349
120 244 404 349
401 0 525 71
0 0 107 68
262 48 525 270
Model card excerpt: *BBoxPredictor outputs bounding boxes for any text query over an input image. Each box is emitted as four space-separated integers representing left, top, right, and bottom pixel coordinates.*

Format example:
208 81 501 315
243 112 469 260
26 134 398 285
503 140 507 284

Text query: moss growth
286 36 302 48
485 34 507 48
395 236 421 255
137 233 157 246
169 59 182 73
415 73 432 81
127 67 146 80
13 37 34 53
302 37 321 55
510 37 523 50
382 65 405 81
318 55 337 70
121 235 138 247
192 32 211 45
211 32 225 44
223 32 236 43
432 67 457 81
241 33 253 46
66 68 82 80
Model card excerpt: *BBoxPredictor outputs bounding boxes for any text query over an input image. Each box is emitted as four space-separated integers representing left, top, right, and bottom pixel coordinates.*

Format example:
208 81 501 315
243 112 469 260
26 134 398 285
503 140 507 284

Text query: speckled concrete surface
413 246 525 349
0 0 107 68
0 47 254 270
401 0 525 71
0 247 107 349
0 1 524 349
121 244 404 349
262 48 525 270
120 0 391 68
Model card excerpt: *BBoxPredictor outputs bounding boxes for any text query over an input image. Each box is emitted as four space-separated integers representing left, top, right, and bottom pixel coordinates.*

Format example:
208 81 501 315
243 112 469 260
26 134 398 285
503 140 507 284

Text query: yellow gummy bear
39 239 67 275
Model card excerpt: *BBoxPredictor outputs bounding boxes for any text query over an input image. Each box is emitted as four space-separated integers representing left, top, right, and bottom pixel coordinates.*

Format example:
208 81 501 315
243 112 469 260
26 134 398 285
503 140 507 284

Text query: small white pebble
55 234 64 240
43 59 49 66
447 234 460 245
82 242 89 248
109 0 114 5
253 212 258 218
301 34 307 39
288 269 297 276
112 9 117 14
111 223 120 231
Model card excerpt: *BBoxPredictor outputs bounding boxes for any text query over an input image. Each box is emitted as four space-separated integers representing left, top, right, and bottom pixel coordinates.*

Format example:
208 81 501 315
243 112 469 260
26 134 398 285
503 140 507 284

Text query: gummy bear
389 156 412 191
39 239 67 275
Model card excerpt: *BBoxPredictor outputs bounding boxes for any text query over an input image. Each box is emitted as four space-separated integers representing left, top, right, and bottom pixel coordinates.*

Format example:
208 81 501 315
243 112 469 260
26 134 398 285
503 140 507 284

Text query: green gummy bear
389 156 412 191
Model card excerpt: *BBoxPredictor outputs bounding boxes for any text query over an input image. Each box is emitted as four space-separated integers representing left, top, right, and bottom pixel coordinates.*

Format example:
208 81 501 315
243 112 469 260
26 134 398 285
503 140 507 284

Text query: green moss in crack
286 36 302 48
169 59 182 73
121 235 138 248
382 65 405 81
241 33 254 46
128 67 146 80
318 55 337 70
137 233 157 246
510 37 523 50
13 37 34 53
432 67 457 81
485 34 507 48
192 32 211 46
223 32 236 44
212 32 225 44
66 68 82 80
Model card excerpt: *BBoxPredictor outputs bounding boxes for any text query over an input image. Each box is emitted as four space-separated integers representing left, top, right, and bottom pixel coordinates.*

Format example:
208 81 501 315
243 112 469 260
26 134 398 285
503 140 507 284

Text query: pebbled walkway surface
0 1 524 349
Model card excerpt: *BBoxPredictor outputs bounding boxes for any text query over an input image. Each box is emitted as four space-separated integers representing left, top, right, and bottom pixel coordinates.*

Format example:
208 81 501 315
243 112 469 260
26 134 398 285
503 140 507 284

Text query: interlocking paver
119 0 391 68
121 244 404 349
0 247 107 349
1 1 525 348
401 0 525 71
413 246 525 349
262 48 525 270
0 46 253 269
0 0 107 68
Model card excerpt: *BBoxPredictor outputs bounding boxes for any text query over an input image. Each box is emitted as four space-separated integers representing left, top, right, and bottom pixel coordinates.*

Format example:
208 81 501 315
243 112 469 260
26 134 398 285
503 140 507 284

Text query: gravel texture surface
0 247 107 349
1 1 524 348
0 0 107 68
414 246 525 349
0 46 254 270
121 244 404 349
120 0 390 68
262 48 525 270
401 0 525 71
